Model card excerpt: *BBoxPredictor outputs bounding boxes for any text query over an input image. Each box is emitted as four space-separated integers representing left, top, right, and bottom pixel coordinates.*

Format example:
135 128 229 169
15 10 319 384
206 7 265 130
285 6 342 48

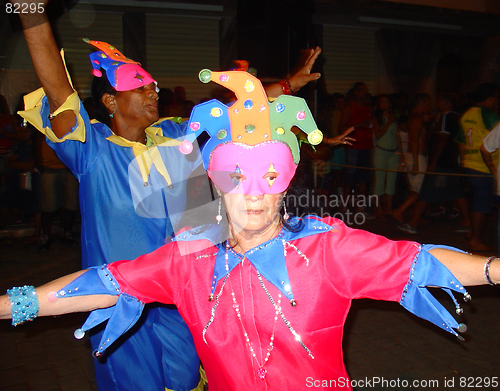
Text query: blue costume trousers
90 304 200 391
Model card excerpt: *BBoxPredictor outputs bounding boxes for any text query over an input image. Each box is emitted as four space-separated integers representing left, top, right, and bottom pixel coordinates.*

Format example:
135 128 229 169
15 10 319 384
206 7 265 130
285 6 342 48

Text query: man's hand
288 47 322 93
325 127 355 146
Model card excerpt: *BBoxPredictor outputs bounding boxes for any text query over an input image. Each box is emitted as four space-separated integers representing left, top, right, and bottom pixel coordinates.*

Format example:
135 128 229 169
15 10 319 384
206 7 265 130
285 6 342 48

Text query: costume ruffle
400 244 469 338
19 89 87 143
17 49 88 143
56 266 144 357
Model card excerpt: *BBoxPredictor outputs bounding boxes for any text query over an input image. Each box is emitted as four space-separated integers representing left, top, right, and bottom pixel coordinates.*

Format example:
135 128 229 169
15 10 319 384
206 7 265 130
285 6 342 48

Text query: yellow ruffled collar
105 121 182 186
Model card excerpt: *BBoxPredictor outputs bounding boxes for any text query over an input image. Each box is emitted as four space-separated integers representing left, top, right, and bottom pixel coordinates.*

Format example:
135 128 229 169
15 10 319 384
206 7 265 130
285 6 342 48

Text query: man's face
437 97 451 113
114 82 159 126
355 84 369 101
421 97 432 116
488 92 499 111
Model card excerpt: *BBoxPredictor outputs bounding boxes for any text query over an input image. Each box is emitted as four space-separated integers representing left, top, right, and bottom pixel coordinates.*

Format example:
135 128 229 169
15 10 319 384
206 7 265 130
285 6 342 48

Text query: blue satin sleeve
56 265 145 357
400 244 470 339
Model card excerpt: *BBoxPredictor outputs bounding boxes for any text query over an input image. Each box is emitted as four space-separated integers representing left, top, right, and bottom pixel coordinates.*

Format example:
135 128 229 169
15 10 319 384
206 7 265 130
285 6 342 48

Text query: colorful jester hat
84 39 157 91
186 69 323 195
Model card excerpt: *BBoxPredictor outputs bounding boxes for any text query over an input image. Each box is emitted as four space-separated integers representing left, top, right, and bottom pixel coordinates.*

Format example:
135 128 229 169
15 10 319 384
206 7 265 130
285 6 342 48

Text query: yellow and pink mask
187 69 323 195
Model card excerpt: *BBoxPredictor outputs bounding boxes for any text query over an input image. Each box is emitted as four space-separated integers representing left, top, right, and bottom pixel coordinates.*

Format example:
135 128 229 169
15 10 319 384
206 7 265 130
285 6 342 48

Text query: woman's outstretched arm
0 270 118 322
429 249 500 286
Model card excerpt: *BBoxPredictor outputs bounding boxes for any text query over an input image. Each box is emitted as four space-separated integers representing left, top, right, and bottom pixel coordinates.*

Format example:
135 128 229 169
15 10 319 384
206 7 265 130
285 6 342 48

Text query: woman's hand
325 127 355 146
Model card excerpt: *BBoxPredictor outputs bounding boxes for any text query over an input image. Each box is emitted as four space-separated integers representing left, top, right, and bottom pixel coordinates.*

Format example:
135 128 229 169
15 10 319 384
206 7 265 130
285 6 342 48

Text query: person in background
480 120 500 253
338 82 378 215
457 83 500 251
394 91 410 119
398 93 470 235
0 94 20 193
393 93 432 225
158 87 175 118
373 94 399 219
0 120 39 230
34 130 79 250
328 92 347 195
169 86 188 117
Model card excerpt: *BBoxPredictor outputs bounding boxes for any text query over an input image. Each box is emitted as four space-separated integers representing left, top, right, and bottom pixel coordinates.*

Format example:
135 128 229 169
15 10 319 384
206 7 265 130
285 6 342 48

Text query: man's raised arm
10 0 77 137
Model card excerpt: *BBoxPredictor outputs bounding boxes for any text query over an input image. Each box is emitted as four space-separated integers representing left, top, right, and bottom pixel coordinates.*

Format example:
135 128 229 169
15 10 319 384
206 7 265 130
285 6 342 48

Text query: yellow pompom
307 129 323 145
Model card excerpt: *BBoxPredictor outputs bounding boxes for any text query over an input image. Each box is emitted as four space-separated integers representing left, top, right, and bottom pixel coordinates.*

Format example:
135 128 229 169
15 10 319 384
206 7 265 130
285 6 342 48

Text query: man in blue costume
11 1 322 389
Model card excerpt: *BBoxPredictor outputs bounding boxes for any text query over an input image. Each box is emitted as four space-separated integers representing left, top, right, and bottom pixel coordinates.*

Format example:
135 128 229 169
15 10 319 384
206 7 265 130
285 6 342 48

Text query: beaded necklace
227 262 280 379
202 241 315 380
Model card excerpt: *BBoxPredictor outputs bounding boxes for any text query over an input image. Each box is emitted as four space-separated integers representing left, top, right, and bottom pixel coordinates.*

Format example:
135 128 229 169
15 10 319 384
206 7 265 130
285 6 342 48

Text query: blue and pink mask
85 39 157 92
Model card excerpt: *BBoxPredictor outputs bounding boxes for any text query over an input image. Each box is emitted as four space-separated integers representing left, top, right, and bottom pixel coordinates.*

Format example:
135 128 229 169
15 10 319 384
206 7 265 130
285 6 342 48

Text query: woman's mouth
245 209 264 214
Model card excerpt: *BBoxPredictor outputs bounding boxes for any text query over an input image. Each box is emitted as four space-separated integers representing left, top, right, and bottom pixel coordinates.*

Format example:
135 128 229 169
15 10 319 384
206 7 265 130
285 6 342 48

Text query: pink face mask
208 142 297 195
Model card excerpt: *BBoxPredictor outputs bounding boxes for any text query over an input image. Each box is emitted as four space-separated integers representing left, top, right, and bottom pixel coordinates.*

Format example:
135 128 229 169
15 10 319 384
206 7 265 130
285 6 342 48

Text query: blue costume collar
175 216 336 300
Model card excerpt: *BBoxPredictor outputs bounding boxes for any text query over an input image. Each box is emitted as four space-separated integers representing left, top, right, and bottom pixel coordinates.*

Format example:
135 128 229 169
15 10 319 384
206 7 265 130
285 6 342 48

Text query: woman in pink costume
1 69 499 391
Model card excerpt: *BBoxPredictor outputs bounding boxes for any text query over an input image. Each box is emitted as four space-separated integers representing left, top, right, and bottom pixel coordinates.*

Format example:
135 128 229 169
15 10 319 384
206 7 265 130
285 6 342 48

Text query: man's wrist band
484 256 498 286
7 285 39 326
279 79 294 95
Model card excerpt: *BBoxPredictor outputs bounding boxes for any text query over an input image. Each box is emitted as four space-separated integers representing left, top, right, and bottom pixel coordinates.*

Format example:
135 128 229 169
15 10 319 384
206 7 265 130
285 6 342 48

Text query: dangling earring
215 197 222 224
283 197 289 221
109 108 116 118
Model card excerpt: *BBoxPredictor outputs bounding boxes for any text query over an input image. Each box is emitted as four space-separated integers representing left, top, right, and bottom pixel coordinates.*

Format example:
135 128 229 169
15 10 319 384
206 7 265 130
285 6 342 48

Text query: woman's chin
231 213 278 234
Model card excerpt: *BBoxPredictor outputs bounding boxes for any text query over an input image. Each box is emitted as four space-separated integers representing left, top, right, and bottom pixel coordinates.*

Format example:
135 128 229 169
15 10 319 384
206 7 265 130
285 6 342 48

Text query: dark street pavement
0 210 499 390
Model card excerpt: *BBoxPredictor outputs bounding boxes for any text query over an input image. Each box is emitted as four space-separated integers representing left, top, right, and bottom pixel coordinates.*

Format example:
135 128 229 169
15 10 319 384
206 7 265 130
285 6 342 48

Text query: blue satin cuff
57 266 145 357
400 244 470 338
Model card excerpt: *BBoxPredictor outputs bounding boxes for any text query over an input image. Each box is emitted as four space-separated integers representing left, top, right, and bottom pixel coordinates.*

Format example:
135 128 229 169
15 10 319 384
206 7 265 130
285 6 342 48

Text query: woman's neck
229 219 283 254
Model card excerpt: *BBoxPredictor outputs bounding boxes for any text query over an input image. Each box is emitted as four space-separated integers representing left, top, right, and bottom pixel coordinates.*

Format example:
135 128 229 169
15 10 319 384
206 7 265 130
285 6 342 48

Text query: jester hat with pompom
185 69 323 195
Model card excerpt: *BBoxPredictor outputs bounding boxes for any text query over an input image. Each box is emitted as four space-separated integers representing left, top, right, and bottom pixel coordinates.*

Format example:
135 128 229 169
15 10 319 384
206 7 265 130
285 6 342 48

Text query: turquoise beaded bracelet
7 285 39 326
